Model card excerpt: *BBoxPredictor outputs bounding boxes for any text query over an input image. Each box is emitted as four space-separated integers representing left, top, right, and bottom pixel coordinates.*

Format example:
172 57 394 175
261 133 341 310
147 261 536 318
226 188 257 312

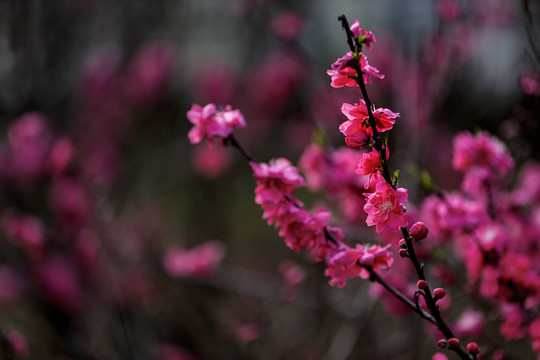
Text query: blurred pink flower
48 137 75 176
454 308 485 338
271 11 303 40
279 260 305 301
155 344 196 360
5 330 28 358
164 241 225 278
191 145 232 179
452 131 513 192
5 112 52 182
1 210 45 259
34 256 82 313
187 104 246 144
0 267 23 304
236 324 259 344
126 42 175 104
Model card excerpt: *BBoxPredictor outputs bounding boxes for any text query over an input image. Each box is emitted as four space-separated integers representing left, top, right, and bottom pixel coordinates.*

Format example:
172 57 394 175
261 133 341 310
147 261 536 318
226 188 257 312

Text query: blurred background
0 0 539 359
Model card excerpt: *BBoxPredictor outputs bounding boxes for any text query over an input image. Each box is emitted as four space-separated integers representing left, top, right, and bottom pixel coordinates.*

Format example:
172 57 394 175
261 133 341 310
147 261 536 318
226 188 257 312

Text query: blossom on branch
327 53 384 88
325 244 393 287
350 20 376 50
186 103 246 144
355 148 389 188
364 178 408 233
339 100 399 148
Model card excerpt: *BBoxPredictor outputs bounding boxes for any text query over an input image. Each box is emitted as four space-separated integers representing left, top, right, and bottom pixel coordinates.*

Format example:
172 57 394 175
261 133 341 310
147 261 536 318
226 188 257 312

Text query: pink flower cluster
452 131 514 193
299 144 368 222
325 244 393 288
339 100 399 148
187 103 246 144
250 157 393 285
327 52 384 88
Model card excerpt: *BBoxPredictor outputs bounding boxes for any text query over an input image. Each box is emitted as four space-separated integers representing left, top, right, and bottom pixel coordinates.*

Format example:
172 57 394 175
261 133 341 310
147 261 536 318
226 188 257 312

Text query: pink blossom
5 112 52 182
528 318 540 354
33 256 82 313
236 324 259 344
420 193 487 241
500 304 525 340
186 104 246 144
191 145 232 179
49 177 90 231
0 267 23 304
327 53 384 88
278 208 339 260
454 308 485 338
364 178 408 233
350 20 376 50
279 260 305 301
164 241 225 278
299 144 364 194
126 42 175 104
4 330 28 359
437 0 460 22
432 353 448 360
325 244 393 287
359 53 385 84
48 137 74 176
355 148 388 188
155 344 197 360
271 11 304 40
1 210 45 258
452 131 513 180
251 158 304 197
339 100 399 148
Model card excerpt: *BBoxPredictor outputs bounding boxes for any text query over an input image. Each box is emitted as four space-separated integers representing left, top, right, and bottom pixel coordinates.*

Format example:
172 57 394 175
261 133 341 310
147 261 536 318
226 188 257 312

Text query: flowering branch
337 14 473 360
338 15 395 189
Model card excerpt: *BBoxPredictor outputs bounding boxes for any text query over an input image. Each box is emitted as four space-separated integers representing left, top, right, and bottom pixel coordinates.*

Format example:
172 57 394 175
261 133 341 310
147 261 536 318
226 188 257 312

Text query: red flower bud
417 280 427 289
398 238 406 248
433 288 446 299
466 342 479 355
398 249 408 258
447 338 459 348
409 222 428 241
437 339 447 348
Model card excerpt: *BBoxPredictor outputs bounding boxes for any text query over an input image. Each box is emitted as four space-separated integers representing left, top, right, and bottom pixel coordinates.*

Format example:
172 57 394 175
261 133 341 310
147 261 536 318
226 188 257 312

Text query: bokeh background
0 0 539 359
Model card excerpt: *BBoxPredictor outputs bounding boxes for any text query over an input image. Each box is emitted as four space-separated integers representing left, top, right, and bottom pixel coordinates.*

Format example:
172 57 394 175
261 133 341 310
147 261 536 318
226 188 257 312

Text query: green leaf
312 126 327 147
393 169 400 185
420 170 434 191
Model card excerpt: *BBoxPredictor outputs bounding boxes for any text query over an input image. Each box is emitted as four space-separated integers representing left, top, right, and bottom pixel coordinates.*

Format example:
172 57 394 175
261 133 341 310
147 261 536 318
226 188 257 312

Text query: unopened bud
417 280 427 289
447 338 459 348
433 288 446 299
398 249 408 258
398 238 406 248
409 222 428 241
437 339 447 348
466 342 479 355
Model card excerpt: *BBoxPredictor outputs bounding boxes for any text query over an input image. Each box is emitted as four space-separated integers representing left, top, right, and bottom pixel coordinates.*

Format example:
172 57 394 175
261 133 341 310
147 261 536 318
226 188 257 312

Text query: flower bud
437 339 447 348
409 222 428 241
433 288 446 299
466 342 479 355
398 249 408 258
398 238 406 248
447 338 459 348
417 280 427 289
